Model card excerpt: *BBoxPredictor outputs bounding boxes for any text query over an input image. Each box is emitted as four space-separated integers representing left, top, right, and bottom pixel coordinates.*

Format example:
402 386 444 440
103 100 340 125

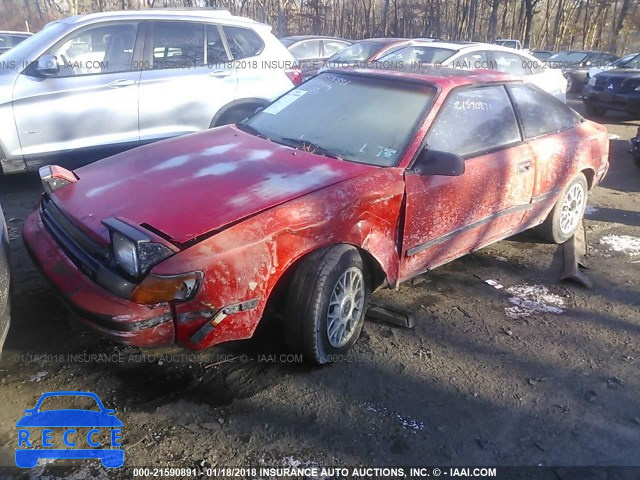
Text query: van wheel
285 245 370 365
585 102 607 117
537 173 588 244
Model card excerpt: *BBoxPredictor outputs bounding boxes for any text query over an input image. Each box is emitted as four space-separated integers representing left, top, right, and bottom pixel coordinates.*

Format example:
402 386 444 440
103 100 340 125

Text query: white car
378 41 568 102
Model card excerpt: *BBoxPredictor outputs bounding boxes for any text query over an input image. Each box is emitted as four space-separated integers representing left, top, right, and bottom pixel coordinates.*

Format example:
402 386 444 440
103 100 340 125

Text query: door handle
209 70 232 78
108 79 136 88
517 160 532 174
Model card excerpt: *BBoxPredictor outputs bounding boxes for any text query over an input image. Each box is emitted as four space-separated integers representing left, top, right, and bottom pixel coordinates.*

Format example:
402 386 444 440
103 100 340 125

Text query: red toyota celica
23 68 609 364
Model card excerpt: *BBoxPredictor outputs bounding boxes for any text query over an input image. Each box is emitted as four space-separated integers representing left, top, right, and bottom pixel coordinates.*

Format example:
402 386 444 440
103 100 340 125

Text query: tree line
1 0 638 54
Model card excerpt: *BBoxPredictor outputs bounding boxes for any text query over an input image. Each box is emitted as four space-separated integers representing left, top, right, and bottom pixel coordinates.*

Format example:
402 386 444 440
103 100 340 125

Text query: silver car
0 202 10 355
0 9 299 174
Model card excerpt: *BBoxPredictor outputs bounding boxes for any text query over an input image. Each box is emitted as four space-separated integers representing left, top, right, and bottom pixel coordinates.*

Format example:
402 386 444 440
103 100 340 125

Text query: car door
505 83 584 226
12 22 142 167
137 21 236 142
446 50 491 70
399 84 534 281
322 39 349 59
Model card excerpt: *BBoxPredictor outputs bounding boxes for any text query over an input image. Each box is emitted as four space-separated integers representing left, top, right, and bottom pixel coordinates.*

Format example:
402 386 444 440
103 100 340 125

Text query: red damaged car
23 68 609 364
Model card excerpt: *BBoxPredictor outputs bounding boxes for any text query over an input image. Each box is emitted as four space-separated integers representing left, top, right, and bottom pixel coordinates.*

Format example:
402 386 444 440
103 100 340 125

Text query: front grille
40 198 137 298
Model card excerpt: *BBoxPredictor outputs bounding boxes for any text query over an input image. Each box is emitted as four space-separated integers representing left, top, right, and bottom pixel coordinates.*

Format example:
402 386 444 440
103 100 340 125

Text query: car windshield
496 40 518 49
280 38 296 47
617 53 640 69
37 395 101 412
326 41 382 63
378 46 456 65
242 72 435 167
0 21 69 66
547 51 588 63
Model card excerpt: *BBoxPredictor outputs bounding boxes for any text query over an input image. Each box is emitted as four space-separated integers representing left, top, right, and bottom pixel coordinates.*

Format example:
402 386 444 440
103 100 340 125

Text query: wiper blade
235 122 269 140
278 137 343 160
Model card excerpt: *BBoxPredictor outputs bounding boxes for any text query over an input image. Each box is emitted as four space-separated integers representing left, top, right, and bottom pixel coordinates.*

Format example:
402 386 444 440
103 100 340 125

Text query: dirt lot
0 96 639 479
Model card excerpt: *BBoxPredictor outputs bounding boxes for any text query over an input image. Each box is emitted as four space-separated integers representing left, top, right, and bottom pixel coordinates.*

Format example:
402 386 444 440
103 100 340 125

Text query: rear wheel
285 245 370 364
211 106 257 128
537 173 588 244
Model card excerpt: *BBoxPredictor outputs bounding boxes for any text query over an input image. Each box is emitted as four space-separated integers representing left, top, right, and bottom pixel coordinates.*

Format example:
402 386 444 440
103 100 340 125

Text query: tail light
39 165 77 195
285 66 303 86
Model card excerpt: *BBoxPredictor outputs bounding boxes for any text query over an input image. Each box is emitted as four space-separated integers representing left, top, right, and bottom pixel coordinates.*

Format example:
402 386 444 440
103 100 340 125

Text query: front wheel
537 173 588 244
285 245 370 364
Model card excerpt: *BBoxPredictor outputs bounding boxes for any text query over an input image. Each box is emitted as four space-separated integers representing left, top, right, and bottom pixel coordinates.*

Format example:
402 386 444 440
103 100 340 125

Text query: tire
285 245 370 365
565 74 575 93
212 106 256 128
584 101 607 117
537 173 588 244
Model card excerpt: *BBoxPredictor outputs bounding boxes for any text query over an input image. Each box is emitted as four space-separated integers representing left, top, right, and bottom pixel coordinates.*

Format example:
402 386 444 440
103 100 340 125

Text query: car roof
354 37 410 45
60 8 268 29
282 35 349 41
0 31 32 35
324 66 518 88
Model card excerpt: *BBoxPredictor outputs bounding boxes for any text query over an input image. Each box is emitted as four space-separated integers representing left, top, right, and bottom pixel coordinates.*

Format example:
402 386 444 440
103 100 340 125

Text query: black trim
40 199 137 298
403 188 560 258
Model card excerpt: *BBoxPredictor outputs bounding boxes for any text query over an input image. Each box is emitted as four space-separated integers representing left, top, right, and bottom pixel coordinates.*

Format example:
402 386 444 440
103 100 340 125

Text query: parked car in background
281 35 351 80
531 49 554 61
377 41 568 101
24 68 608 364
322 38 412 69
493 38 522 50
0 9 299 175
583 53 640 117
0 31 33 55
630 127 640 167
0 201 10 355
546 50 618 92
586 52 640 81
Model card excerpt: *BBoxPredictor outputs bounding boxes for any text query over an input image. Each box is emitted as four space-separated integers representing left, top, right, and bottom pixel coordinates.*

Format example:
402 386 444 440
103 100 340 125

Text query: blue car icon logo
15 391 123 468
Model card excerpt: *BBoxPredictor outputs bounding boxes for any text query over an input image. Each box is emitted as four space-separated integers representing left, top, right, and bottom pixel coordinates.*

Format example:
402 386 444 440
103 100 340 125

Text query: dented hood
52 126 374 245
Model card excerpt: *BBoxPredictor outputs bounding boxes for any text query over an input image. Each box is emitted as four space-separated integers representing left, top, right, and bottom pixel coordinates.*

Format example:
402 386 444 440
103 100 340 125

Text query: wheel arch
581 167 596 190
209 97 271 128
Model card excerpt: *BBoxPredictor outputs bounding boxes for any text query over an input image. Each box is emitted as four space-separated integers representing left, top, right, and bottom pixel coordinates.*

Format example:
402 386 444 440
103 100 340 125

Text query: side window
289 40 320 60
508 83 581 139
206 25 228 64
10 35 29 46
46 22 138 76
151 22 204 69
450 50 490 70
322 40 349 57
0 34 10 50
223 26 263 59
427 85 521 157
492 51 528 76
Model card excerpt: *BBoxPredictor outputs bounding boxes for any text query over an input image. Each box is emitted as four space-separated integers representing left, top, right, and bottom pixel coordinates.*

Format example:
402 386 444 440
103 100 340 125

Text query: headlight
112 231 139 277
104 218 173 279
588 76 596 86
635 85 640 91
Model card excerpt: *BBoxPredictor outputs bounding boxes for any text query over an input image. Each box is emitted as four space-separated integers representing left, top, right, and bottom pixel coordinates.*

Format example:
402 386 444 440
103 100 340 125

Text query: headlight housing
39 165 77 195
103 218 173 279
587 76 596 86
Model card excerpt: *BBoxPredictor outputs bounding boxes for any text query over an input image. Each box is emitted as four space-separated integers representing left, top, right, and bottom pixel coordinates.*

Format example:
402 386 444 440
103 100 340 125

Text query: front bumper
583 87 640 115
23 211 175 347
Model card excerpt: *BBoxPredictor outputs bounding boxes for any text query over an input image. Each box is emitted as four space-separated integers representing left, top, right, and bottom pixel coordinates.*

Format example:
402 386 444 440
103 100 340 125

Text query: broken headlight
103 218 173 279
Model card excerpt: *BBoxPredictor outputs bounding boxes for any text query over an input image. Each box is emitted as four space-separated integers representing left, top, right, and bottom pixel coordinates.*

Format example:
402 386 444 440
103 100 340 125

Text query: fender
209 97 271 127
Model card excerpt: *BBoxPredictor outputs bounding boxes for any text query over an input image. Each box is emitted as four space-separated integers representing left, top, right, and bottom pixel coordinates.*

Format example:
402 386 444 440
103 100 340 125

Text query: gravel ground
0 96 639 479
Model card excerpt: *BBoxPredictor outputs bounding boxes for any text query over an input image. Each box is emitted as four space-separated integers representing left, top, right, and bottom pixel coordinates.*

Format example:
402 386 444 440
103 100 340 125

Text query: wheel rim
566 76 573 91
327 267 365 348
559 183 585 234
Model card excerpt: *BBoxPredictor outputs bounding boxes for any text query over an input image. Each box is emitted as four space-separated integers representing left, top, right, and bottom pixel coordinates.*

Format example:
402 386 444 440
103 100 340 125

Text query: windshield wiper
277 137 343 160
235 122 269 140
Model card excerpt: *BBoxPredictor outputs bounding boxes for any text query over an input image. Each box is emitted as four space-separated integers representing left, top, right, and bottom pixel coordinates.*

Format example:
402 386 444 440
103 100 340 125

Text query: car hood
52 126 374 246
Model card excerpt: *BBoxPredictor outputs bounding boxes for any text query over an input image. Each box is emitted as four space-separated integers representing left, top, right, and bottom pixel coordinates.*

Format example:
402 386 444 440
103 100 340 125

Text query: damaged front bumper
23 211 175 347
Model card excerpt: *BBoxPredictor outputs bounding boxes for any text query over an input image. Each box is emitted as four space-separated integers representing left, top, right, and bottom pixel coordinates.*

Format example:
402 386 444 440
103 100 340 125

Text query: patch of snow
599 235 640 256
584 205 599 215
364 402 425 431
28 371 47 382
505 284 565 319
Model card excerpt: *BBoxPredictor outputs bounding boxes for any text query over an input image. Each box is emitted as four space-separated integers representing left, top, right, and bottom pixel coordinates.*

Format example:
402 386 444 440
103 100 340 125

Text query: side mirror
34 55 59 76
412 149 465 176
